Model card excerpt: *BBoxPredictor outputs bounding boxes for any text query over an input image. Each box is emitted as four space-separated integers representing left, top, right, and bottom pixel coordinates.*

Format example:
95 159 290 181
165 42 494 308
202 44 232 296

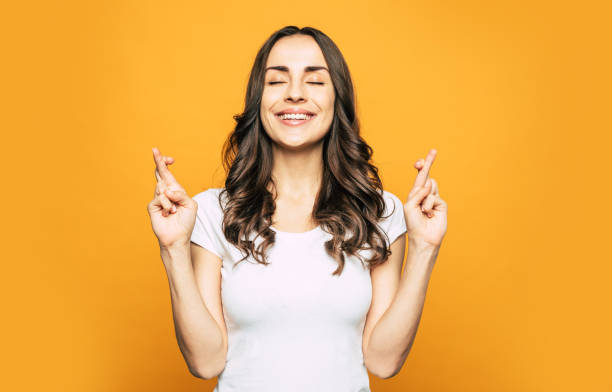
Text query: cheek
320 89 335 113
259 99 273 133
318 92 335 120
260 91 273 113
260 93 277 126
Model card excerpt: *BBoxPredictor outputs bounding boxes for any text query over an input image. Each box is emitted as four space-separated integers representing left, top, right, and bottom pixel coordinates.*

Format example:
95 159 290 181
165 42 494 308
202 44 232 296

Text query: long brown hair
218 25 397 276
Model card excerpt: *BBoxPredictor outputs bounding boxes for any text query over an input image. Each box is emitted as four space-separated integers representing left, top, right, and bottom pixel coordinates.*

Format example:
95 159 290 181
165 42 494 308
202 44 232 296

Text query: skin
363 148 447 378
149 148 196 249
150 35 446 240
149 150 445 232
148 33 448 380
258 34 336 231
405 148 447 248
259 35 335 153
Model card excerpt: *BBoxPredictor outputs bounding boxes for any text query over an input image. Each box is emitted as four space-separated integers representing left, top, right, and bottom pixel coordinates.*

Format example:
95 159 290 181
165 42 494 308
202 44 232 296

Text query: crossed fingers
409 149 440 217
153 147 178 185
413 149 436 189
152 147 180 215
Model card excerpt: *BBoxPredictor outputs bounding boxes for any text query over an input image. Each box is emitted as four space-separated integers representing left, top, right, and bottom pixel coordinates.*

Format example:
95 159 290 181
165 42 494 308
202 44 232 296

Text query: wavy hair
218 25 397 276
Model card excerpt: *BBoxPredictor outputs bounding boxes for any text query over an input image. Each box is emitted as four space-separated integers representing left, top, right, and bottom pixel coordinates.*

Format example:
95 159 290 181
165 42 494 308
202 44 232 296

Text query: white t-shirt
190 187 407 392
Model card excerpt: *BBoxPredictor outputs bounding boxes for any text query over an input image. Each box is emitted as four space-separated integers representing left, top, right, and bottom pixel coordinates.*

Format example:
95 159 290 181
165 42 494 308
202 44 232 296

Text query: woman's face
260 35 335 151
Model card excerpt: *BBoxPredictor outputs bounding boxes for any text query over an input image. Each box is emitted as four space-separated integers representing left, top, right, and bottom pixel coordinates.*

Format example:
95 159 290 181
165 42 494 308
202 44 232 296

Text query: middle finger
153 158 175 184
413 148 437 190
152 147 178 185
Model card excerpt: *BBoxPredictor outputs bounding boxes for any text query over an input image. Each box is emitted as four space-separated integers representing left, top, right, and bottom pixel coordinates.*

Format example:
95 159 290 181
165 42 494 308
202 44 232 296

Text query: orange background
2 0 611 391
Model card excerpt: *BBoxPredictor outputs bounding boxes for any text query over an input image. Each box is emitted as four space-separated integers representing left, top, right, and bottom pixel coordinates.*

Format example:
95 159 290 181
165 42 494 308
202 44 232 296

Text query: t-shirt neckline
270 225 322 237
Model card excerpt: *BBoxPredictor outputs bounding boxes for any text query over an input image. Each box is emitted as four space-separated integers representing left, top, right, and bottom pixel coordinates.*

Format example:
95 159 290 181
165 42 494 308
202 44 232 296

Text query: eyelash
268 81 324 85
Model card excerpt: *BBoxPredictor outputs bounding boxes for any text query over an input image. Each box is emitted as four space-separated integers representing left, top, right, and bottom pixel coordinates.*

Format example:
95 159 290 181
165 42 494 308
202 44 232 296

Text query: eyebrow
265 65 329 74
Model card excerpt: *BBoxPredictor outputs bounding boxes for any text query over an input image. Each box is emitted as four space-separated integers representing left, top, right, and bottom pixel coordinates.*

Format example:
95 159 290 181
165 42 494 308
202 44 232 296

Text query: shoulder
377 189 407 243
192 188 226 216
381 189 403 215
192 187 223 200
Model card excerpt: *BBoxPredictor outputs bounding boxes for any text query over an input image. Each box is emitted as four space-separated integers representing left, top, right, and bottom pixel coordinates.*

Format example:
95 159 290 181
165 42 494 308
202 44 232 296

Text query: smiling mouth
275 113 316 126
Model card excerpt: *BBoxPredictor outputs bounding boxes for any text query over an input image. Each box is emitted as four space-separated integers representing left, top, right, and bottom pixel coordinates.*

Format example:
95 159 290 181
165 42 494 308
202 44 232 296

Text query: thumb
408 179 432 209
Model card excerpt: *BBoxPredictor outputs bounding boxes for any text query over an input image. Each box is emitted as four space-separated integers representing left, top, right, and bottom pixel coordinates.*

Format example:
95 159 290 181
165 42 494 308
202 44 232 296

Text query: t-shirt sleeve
379 190 407 246
190 188 227 259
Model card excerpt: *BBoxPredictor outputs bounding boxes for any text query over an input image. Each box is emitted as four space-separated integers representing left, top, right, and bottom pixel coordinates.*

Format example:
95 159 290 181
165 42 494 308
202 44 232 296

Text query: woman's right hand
147 147 198 250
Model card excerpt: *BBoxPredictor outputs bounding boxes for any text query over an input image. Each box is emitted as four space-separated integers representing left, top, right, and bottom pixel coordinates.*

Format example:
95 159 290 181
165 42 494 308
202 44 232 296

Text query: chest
220 235 373 329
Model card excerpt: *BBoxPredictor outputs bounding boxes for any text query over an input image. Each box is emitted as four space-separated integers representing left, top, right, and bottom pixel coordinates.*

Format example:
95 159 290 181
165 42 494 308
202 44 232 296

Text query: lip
275 111 316 127
276 116 316 127
274 108 317 127
275 108 316 115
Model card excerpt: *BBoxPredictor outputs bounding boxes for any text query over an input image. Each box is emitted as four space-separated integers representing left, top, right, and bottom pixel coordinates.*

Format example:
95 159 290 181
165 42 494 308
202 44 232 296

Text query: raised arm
147 147 226 379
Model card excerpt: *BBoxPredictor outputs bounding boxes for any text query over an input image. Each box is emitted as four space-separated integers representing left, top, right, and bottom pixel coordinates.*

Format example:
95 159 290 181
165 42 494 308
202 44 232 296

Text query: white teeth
278 113 312 120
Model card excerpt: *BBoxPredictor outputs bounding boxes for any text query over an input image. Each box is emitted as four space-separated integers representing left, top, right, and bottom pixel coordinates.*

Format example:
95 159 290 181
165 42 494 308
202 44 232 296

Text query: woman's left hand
403 148 448 248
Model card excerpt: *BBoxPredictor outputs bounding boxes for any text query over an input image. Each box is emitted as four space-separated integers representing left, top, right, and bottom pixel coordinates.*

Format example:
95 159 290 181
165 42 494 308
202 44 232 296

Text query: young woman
148 25 447 392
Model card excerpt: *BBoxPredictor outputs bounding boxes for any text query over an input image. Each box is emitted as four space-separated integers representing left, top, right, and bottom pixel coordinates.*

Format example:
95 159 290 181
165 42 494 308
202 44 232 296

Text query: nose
284 80 306 103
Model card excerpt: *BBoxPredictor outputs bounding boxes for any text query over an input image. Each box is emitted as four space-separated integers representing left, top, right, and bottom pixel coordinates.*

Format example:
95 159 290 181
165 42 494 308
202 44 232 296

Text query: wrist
408 236 438 250
160 243 191 262
407 239 439 261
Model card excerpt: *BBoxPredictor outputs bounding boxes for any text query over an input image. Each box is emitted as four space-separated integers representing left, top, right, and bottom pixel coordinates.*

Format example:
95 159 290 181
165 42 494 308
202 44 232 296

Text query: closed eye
267 81 325 85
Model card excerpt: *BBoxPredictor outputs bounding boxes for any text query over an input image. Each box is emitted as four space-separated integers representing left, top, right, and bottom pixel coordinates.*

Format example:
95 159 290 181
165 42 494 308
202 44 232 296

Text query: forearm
366 242 439 378
161 245 225 379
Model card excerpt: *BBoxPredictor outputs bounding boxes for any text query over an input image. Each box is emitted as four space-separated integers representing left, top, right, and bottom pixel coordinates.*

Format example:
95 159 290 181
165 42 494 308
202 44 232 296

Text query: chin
266 127 327 150
277 139 311 150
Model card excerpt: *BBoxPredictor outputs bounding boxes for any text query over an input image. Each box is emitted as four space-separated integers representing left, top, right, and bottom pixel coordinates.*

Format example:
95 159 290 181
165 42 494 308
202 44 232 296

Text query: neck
269 141 324 200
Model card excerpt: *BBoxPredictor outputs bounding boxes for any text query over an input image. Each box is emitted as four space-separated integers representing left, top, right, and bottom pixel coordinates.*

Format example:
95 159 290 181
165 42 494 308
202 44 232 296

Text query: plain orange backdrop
2 0 611 391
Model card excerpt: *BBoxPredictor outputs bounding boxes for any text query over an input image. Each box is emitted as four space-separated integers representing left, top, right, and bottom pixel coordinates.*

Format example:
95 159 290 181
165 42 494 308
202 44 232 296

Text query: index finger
152 147 178 185
413 148 437 189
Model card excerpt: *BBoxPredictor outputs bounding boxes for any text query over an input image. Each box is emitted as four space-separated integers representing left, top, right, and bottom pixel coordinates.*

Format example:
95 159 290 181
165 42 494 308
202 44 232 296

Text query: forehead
265 35 328 71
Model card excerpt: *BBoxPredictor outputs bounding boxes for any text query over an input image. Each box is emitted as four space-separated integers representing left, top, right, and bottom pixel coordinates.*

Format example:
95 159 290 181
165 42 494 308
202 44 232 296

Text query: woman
148 25 447 392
